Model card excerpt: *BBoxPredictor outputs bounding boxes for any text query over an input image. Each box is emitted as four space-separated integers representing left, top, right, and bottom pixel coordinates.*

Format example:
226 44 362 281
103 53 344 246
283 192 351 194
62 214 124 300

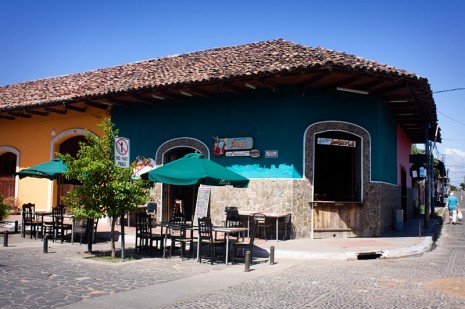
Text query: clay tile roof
0 39 423 110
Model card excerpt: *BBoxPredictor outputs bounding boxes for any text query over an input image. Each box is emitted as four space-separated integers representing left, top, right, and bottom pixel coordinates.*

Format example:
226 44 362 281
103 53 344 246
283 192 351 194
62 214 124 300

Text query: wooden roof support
44 107 67 114
85 100 110 110
26 109 49 116
64 104 86 112
300 72 330 91
8 111 32 118
0 114 15 120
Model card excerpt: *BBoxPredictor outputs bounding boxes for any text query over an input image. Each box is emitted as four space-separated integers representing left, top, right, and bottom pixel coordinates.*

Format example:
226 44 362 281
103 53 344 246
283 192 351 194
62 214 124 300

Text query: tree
58 118 152 258
460 183 465 191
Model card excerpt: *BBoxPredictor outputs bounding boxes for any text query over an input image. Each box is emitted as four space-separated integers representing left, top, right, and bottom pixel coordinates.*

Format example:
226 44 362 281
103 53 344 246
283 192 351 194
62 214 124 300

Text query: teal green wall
112 88 398 184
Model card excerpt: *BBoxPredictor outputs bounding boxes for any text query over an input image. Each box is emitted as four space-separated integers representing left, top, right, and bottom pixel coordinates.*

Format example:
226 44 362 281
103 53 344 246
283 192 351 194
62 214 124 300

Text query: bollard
270 246 275 265
43 235 48 254
15 220 18 234
244 250 251 272
3 231 8 247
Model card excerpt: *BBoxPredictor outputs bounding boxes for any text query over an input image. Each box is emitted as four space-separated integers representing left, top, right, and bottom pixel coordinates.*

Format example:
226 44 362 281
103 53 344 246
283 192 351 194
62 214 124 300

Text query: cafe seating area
15 202 293 266
19 203 98 244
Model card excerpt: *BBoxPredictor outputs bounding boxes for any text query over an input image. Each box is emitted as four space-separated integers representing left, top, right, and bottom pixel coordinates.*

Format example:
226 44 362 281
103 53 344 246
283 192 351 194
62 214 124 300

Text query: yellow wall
0 107 107 211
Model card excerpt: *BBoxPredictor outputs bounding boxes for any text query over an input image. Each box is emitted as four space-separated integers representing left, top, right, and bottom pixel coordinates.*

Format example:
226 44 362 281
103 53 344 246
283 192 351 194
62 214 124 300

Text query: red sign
213 137 254 156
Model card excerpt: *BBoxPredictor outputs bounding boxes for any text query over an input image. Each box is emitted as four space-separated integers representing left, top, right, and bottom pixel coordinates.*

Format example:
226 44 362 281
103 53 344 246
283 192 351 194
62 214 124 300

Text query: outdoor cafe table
213 226 249 265
239 211 290 241
155 222 193 258
262 212 290 241
33 211 74 241
239 211 263 238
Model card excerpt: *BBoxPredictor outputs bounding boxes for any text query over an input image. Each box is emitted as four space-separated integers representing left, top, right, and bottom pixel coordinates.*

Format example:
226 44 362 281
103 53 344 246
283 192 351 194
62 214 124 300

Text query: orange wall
0 108 107 211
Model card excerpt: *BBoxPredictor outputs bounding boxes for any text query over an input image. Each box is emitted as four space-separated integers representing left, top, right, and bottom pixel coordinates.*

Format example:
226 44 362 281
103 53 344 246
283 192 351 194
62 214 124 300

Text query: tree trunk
111 216 116 259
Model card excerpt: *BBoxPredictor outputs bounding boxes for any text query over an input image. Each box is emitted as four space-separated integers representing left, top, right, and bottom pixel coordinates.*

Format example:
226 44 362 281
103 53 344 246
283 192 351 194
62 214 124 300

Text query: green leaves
58 118 152 221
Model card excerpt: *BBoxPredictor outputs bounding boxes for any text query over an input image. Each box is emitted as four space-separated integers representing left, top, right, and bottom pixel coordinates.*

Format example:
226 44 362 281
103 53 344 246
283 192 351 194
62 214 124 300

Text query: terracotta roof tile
0 39 422 110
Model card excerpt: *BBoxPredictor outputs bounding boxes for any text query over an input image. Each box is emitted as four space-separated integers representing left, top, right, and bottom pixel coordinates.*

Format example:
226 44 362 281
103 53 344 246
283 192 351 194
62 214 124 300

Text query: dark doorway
163 148 199 222
0 152 16 198
57 136 86 205
314 132 361 202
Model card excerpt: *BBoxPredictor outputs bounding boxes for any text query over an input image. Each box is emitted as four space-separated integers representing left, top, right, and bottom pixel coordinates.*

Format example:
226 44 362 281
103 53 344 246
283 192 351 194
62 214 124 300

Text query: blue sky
1 0 464 185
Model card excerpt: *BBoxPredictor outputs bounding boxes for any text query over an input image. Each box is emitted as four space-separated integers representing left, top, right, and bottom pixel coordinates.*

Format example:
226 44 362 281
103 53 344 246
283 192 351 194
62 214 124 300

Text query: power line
433 87 465 94
438 110 465 127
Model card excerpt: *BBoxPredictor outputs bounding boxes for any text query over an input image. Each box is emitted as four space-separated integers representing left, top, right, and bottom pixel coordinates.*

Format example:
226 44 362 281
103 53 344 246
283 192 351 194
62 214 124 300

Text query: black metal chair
254 213 269 240
224 207 243 241
197 217 226 264
53 206 73 243
166 223 193 260
232 219 258 264
135 211 162 254
73 218 88 245
21 203 38 239
146 202 157 221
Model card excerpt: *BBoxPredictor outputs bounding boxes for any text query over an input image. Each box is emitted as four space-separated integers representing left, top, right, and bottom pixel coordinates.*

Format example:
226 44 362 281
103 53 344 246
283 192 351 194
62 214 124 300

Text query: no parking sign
115 137 130 168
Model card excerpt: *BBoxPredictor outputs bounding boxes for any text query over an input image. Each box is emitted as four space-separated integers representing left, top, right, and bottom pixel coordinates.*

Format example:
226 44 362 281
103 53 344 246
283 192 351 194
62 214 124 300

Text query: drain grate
357 252 382 260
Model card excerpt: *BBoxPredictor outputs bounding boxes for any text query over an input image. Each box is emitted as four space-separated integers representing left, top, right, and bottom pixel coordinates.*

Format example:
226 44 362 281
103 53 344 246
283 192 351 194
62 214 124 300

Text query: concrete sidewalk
2 212 440 261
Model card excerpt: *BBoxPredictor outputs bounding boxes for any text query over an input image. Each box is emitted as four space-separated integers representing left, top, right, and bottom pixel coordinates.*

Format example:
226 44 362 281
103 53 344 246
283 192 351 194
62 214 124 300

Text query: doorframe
0 146 20 200
155 137 209 221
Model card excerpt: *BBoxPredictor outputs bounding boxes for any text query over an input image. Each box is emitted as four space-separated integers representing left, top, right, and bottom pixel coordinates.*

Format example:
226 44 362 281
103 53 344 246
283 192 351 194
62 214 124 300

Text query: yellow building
0 102 106 211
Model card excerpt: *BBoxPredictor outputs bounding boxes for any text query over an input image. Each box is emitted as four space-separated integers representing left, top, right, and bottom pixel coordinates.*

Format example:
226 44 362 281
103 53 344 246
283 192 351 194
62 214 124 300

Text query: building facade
0 39 439 238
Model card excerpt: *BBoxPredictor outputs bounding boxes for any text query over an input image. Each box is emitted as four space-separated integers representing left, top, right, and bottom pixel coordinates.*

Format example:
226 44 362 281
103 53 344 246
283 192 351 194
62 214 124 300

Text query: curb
381 236 433 259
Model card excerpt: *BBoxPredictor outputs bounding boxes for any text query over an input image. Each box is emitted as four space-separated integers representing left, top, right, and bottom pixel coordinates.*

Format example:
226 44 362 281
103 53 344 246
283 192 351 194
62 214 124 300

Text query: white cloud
444 148 465 185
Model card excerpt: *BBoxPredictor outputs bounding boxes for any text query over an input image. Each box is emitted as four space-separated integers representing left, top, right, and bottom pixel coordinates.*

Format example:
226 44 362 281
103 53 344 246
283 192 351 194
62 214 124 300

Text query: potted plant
0 196 12 221
0 196 19 221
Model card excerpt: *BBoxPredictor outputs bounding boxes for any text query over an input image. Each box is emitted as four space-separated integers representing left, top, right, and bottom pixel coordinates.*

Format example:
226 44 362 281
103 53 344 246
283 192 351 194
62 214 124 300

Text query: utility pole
424 126 430 228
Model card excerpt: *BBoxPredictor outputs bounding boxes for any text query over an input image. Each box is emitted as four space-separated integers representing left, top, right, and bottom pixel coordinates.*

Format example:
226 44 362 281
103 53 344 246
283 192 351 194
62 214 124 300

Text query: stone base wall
363 182 401 236
149 178 402 238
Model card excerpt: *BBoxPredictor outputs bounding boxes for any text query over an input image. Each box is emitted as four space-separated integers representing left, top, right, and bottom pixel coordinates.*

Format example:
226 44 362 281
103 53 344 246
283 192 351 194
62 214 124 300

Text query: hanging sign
115 137 130 168
317 138 356 148
213 137 254 156
193 187 211 225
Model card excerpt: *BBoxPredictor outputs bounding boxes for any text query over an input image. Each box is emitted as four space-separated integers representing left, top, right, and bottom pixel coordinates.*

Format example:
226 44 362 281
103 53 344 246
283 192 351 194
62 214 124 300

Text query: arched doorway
163 147 199 222
56 135 86 205
314 131 362 202
156 137 209 222
0 152 17 198
305 121 370 237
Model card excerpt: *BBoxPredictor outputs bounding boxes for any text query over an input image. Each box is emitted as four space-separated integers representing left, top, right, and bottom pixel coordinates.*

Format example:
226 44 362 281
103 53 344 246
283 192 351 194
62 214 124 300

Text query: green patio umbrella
16 158 77 184
140 153 249 188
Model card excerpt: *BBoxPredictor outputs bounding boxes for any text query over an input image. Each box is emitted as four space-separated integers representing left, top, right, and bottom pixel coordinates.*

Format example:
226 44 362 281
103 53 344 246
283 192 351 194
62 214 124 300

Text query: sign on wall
212 137 254 156
115 137 130 168
193 187 211 225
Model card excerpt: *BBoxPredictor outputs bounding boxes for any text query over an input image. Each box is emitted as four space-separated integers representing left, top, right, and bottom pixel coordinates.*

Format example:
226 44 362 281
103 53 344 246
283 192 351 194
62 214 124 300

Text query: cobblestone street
1 220 465 308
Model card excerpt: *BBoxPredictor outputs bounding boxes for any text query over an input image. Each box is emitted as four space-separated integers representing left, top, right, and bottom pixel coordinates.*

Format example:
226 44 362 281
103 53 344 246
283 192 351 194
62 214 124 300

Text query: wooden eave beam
0 114 15 120
8 111 32 118
44 107 67 114
145 92 182 102
105 97 132 106
179 88 211 98
26 109 49 116
371 83 406 95
325 76 361 90
64 104 86 112
132 95 157 105
300 72 330 90
357 79 385 91
85 100 110 110
218 83 242 95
